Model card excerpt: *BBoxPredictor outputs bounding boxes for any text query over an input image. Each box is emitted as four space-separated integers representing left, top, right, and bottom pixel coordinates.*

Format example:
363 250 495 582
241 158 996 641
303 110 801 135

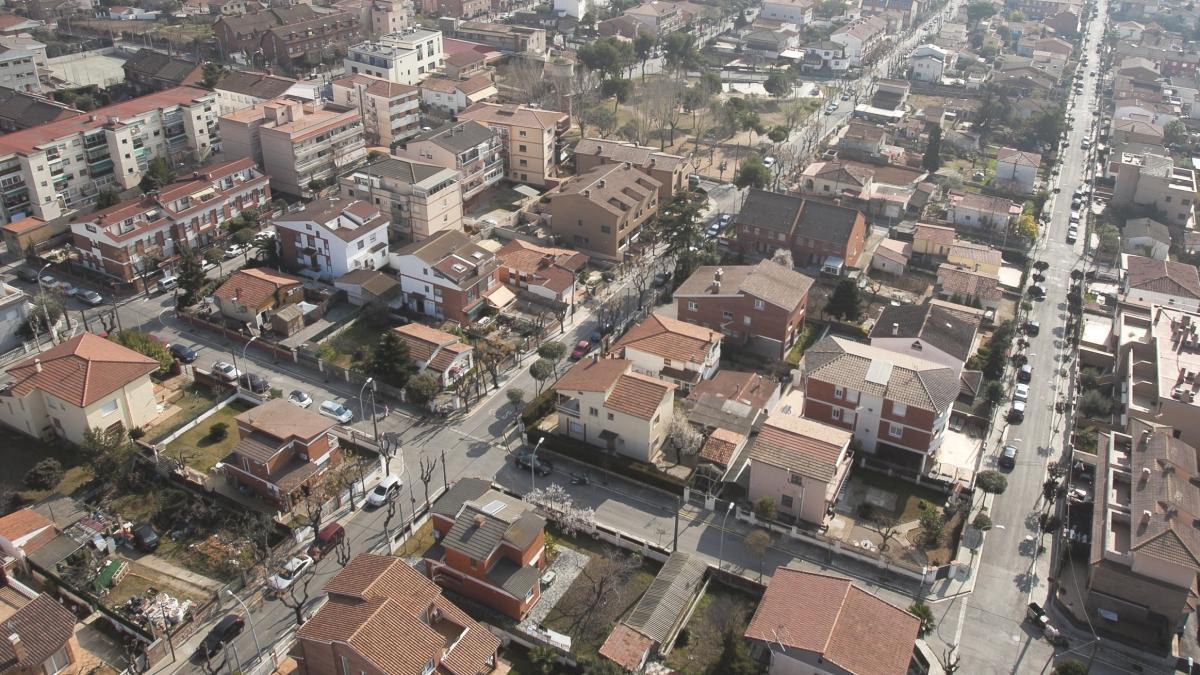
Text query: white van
156 276 178 293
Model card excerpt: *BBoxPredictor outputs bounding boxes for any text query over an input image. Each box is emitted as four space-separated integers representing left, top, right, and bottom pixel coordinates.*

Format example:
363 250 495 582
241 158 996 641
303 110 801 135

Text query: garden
162 399 257 472
663 582 760 674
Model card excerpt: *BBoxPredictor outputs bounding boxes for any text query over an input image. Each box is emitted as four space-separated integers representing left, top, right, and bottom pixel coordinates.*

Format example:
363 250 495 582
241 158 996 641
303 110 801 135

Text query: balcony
556 395 580 417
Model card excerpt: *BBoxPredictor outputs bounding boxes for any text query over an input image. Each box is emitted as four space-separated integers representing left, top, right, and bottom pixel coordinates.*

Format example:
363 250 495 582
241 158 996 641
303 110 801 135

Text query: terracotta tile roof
997 146 1042 167
445 50 484 66
600 624 654 671
3 333 157 408
606 372 675 421
948 191 1020 216
393 324 471 373
555 357 632 393
802 336 960 412
237 399 336 442
0 509 54 547
614 313 721 365
213 267 303 310
496 239 587 292
914 222 955 246
1129 431 1200 571
457 102 567 131
947 241 1003 268
1124 254 1200 300
555 164 660 216
699 427 746 466
674 260 814 313
0 593 76 672
751 414 850 482
686 370 776 409
573 137 690 172
874 239 911 265
745 568 920 675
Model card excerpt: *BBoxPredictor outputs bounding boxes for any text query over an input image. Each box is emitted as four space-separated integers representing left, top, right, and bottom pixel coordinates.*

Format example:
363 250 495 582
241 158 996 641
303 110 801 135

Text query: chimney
583 189 591 198
892 322 899 336
1142 509 1153 524
7 635 25 664
598 179 606 188
33 359 41 374
473 514 486 527
715 267 723 280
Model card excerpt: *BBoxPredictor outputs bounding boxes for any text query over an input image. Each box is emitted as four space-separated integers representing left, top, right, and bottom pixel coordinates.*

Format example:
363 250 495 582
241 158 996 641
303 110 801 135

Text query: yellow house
912 222 955 258
0 333 159 445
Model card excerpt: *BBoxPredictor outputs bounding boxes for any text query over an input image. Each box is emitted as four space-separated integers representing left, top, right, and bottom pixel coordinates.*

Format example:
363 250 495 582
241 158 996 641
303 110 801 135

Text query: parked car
267 555 314 593
319 400 353 423
762 156 776 168
1028 284 1046 299
224 243 249 259
1009 400 1026 423
999 444 1018 470
515 452 554 477
366 475 402 508
240 373 270 394
59 283 77 297
570 340 591 360
211 361 240 382
196 614 245 659
1018 363 1033 383
307 522 345 561
1014 384 1030 402
652 272 670 288
156 276 178 294
289 389 313 408
718 214 732 227
1067 227 1078 243
79 289 104 306
14 266 39 282
132 523 159 552
1024 320 1040 336
169 343 197 363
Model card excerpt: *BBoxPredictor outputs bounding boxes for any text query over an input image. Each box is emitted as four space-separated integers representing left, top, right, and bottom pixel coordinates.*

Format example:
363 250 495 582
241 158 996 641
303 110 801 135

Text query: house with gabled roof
212 267 305 328
1122 253 1200 312
393 323 474 388
121 50 202 95
599 552 707 672
869 300 981 373
495 239 587 308
390 229 507 326
734 189 868 271
613 313 721 391
994 147 1042 195
553 357 675 462
1122 217 1171 260
574 138 691 201
0 578 80 675
548 163 661 262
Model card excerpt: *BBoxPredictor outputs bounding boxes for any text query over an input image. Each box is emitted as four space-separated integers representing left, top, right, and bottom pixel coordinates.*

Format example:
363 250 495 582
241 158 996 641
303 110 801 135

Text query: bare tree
418 455 437 509
379 431 402 476
525 484 597 535
334 528 353 567
382 493 399 547
502 56 554 108
571 65 603 138
647 79 684 149
278 565 318 626
628 253 656 311
554 548 641 635
663 411 703 464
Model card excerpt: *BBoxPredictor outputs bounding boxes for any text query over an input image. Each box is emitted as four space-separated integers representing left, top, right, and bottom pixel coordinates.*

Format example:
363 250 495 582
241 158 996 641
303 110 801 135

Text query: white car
211 361 241 383
319 400 353 423
79 290 104 306
1014 384 1030 402
366 474 402 508
762 156 776 168
267 555 313 593
224 244 249 260
288 389 313 408
39 274 56 286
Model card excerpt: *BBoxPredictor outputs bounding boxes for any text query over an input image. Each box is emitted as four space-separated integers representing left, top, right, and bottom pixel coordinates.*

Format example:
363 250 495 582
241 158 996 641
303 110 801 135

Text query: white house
830 15 886 66
103 5 157 19
994 147 1041 195
1122 254 1200 312
613 313 722 391
272 198 390 282
345 28 443 86
553 358 675 462
1122 217 1171 260
946 191 1021 231
554 0 606 18
759 0 813 26
909 43 952 83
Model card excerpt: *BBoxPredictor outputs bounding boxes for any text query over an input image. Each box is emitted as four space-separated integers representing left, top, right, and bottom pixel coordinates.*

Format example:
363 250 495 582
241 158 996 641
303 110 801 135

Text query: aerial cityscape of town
0 0 1187 671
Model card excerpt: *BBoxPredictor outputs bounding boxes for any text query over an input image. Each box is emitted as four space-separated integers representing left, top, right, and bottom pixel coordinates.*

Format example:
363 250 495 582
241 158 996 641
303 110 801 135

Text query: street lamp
36 262 55 345
223 589 267 667
530 436 545 491
718 500 736 571
234 335 259 391
359 377 374 433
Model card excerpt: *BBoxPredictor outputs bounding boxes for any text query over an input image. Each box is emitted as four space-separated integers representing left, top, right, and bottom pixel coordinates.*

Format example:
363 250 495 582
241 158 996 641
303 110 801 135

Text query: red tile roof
614 313 721 365
745 568 920 675
599 624 654 671
699 428 745 466
0 593 76 672
0 509 55 553
212 267 304 310
393 324 471 373
3 333 158 407
554 357 631 393
606 371 674 421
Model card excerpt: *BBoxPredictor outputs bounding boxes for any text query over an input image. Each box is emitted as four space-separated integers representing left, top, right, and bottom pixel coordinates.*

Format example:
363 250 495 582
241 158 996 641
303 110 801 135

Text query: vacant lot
4 434 93 501
323 317 383 368
164 399 256 472
665 582 759 674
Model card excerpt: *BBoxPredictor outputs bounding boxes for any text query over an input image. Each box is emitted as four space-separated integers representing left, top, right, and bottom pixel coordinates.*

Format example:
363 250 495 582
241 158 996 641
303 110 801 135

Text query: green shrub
208 422 229 442
977 470 1008 494
521 389 556 429
24 458 63 490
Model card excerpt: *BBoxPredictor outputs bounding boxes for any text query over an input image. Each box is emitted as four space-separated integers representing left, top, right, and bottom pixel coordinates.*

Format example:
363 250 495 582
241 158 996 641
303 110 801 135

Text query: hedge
526 428 687 495
521 389 555 429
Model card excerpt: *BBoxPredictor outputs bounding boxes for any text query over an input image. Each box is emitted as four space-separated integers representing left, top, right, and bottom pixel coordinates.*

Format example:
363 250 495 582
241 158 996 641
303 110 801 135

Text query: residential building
439 17 546 52
330 73 420 147
745 568 921 675
0 86 220 227
0 333 158 445
861 0 923 25
912 222 956 259
0 508 59 567
547 163 660 261
872 238 911 275
121 51 202 95
553 0 601 18
213 7 363 67
426 479 546 619
212 267 305 327
0 282 27 353
273 198 389 281
908 43 952 82
1112 152 1197 229
685 370 781 438
495 238 587 307
799 336 959 473
831 15 887 66
219 96 366 198
395 121 503 207
294 553 502 675
613 313 721 390
0 581 79 675
623 0 682 36
419 74 498 115
0 45 39 93
1122 217 1171 260
937 263 1003 310
1088 427 1200 642
946 240 1002 275
389 229 501 325
1111 118 1165 145
393 323 474 387
456 102 569 187
945 191 1022 232
222 398 341 510
675 260 814 359
344 28 444 86
573 137 691 202
748 393 854 524
869 300 980 373
836 122 889 162
734 189 868 271
70 159 270 286
369 0 413 35
339 156 463 243
435 0 488 19
802 40 850 73
1122 254 1200 312
213 70 303 115
743 23 801 58
0 89 78 133
994 147 1042 195
759 0 813 26
553 357 675 462
444 50 486 78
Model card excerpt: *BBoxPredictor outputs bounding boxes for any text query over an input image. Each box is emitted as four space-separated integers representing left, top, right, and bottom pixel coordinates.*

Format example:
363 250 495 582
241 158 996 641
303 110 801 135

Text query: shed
271 304 304 337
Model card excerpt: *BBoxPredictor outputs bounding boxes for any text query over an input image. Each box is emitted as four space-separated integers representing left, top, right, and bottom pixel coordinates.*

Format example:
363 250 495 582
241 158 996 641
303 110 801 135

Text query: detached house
553 358 675 462
1122 254 1200 311
495 239 587 308
0 583 79 675
213 267 305 327
869 300 980 373
121 50 202 94
613 314 722 390
994 147 1042 195
945 191 1021 232
426 478 547 620
830 15 887 66
393 323 474 388
390 229 504 326
221 398 341 511
273 198 390 282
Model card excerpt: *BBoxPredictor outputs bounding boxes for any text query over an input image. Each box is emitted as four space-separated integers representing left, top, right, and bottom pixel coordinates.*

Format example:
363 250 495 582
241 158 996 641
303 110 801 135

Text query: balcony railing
556 396 580 417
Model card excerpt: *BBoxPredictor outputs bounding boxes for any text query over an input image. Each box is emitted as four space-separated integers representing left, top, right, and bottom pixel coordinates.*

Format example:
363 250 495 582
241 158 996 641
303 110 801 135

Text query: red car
570 340 591 360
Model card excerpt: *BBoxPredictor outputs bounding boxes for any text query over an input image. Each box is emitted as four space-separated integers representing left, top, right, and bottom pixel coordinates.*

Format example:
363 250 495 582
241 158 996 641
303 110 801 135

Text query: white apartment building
344 27 443 86
0 86 219 226
759 0 813 26
831 15 887 66
273 197 390 281
553 0 605 18
0 45 39 93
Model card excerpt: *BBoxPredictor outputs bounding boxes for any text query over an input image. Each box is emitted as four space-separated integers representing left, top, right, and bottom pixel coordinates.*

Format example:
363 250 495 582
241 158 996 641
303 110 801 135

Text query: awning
485 284 516 309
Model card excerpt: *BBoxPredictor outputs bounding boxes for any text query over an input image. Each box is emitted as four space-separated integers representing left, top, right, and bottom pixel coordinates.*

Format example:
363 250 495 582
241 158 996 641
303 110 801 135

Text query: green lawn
855 469 948 523
163 399 256 471
665 582 759 674
144 385 221 444
324 318 387 368
396 520 436 558
785 324 822 366
3 434 93 500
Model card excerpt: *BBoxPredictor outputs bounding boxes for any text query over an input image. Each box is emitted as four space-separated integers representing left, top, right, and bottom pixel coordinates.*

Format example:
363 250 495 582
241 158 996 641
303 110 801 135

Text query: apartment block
1117 305 1200 446
214 7 363 67
330 73 420 148
1112 151 1197 229
344 28 443 86
438 17 546 52
0 45 40 93
213 70 302 115
574 138 690 202
548 163 660 261
799 336 959 474
389 229 500 325
0 86 219 226
219 96 366 198
455 102 569 187
339 156 463 243
70 158 269 285
273 197 389 281
554 357 675 462
395 121 503 206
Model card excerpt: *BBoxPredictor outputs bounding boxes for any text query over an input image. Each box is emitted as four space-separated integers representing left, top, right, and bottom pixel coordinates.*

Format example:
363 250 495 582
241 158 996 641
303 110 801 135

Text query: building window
833 386 844 399
780 494 794 508
98 399 119 416
743 315 751 326
888 424 903 438
687 301 698 311
722 310 733 321
892 402 907 417
589 407 598 416
831 407 842 421
754 298 765 310
519 144 527 152
607 412 614 420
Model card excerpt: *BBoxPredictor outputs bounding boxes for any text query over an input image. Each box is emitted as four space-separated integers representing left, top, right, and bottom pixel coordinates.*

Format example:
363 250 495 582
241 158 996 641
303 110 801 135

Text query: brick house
214 7 363 67
674 260 814 359
548 164 661 261
799 336 959 474
425 478 547 620
495 239 587 308
121 50 202 95
734 189 868 271
293 553 502 675
220 398 341 512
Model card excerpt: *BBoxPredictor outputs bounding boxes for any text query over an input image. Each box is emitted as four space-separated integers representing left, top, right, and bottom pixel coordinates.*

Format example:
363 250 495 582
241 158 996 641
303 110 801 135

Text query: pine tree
711 628 757 675
366 331 415 388
922 124 943 173
175 247 206 309
824 278 862 322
